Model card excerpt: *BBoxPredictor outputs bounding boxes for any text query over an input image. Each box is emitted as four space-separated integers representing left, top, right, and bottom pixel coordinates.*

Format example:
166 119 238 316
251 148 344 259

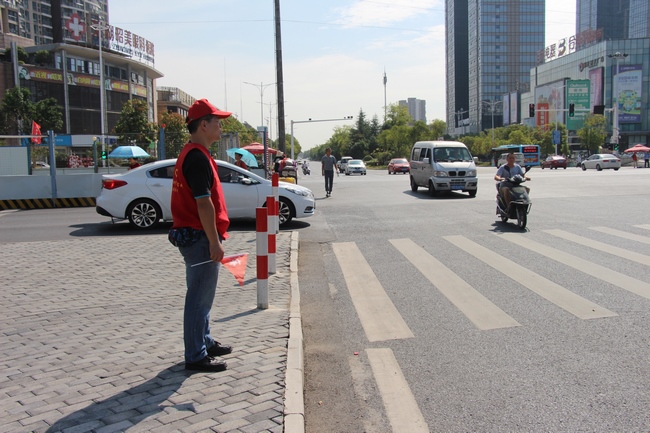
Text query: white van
409 141 478 197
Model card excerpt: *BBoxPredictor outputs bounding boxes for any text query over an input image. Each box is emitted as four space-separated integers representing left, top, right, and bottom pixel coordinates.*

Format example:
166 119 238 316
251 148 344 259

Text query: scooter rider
494 152 530 209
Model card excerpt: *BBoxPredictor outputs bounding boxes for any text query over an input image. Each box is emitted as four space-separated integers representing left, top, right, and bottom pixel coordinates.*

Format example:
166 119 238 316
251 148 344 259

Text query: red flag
31 121 42 144
221 253 248 286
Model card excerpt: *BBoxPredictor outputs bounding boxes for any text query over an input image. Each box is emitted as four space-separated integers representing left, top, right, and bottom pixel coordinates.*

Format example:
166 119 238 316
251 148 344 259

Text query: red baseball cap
186 98 231 124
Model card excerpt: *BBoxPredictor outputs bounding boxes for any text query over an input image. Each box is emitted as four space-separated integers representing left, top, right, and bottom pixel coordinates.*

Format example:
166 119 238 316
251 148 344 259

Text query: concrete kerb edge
284 230 305 433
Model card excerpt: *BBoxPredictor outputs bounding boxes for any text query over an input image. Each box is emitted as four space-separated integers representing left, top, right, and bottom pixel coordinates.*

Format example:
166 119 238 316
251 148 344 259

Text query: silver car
581 154 621 171
345 159 367 175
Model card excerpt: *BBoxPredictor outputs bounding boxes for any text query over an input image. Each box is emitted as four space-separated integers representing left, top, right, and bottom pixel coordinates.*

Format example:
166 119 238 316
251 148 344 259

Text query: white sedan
345 159 367 175
581 154 621 171
96 159 315 229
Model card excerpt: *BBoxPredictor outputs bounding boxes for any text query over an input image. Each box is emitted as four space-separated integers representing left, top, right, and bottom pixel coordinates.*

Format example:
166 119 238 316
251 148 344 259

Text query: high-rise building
0 0 109 46
576 0 650 39
445 0 545 136
576 0 629 39
398 98 427 123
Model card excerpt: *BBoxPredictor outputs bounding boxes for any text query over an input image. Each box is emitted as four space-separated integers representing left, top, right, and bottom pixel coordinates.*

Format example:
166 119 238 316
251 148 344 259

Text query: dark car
388 158 410 174
541 155 567 169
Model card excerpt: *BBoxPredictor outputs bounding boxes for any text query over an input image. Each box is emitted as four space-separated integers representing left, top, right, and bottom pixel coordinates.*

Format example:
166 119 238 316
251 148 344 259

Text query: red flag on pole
221 253 248 286
31 121 42 144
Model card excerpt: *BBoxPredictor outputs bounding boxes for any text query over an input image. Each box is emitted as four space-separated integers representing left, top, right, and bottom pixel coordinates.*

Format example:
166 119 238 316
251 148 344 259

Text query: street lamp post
90 20 109 168
482 100 502 148
243 81 275 131
608 52 628 148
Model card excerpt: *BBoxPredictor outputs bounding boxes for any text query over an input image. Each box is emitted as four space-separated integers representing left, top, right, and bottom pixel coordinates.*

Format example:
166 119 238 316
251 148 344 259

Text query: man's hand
209 240 225 263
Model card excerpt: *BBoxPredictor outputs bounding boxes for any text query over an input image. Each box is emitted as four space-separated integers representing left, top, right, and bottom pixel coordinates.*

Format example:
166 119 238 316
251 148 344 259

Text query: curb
284 230 305 433
0 197 95 210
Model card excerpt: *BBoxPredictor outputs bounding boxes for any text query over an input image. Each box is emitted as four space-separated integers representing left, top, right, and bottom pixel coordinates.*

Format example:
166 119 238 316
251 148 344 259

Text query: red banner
221 253 248 286
31 121 42 144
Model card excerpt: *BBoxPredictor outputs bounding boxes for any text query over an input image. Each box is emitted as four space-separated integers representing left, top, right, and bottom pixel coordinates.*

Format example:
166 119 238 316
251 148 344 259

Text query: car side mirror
241 177 252 185
423 157 430 164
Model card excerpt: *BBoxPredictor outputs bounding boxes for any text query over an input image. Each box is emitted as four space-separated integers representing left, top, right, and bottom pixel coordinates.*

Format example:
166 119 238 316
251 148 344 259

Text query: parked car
345 159 367 175
541 155 567 169
96 159 316 229
388 158 409 174
337 156 353 172
581 154 621 171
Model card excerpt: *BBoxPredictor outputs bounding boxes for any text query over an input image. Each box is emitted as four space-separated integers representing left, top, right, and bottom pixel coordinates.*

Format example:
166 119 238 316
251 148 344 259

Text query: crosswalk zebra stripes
333 226 650 433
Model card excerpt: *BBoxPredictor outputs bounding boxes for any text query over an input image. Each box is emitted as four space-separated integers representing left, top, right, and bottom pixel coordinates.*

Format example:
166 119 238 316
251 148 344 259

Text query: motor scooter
496 167 531 229
302 162 310 175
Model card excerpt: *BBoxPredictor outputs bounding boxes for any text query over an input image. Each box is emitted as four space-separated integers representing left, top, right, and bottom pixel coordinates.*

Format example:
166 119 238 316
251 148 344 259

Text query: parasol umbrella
226 147 258 167
624 144 650 153
242 142 279 155
108 145 150 158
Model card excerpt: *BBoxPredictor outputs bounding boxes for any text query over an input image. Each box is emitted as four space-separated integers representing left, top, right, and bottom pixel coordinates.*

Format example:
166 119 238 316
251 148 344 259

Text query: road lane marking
593 226 650 245
445 235 617 320
546 229 650 267
634 224 650 232
500 233 650 300
366 348 429 433
390 238 520 330
332 242 414 342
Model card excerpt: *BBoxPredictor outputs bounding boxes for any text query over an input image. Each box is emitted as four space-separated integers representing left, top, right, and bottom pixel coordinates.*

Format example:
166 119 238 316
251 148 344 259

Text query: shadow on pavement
403 190 476 200
489 221 530 233
45 363 191 433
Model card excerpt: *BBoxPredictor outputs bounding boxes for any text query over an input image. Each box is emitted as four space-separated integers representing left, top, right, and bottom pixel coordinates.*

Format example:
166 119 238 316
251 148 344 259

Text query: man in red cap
168 99 233 372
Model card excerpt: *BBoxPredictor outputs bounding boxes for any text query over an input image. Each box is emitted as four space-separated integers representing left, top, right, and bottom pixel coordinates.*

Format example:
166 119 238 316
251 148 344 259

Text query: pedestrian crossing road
331 224 650 432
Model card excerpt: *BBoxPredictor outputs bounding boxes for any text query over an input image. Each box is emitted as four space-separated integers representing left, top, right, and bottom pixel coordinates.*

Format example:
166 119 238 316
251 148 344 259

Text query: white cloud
335 0 442 28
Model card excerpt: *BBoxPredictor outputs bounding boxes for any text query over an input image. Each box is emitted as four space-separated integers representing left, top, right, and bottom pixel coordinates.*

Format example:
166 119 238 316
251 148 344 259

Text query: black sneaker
207 342 233 357
185 356 227 372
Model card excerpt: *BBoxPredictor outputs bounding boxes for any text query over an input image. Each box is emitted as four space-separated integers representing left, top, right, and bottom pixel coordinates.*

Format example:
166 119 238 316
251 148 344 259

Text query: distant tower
383 69 388 123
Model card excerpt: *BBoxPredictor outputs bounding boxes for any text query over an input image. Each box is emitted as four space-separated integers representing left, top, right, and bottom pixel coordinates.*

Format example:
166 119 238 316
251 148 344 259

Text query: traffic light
569 103 575 117
529 103 535 117
101 151 107 160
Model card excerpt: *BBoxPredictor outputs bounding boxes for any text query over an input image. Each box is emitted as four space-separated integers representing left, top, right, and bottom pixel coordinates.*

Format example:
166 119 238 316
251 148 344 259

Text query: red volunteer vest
171 143 229 239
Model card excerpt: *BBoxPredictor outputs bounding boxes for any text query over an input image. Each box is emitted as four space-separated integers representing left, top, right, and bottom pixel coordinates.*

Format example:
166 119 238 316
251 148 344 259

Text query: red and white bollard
272 173 279 234
256 207 269 309
266 195 277 274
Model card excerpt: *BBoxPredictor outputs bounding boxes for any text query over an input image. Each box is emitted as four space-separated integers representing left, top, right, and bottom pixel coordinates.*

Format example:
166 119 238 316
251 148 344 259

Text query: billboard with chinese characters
534 80 565 127
105 25 155 67
510 92 518 125
589 67 603 113
613 65 642 123
566 80 590 130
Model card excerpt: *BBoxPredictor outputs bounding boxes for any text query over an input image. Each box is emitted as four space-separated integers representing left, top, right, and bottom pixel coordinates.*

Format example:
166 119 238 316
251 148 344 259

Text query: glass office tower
446 0 545 135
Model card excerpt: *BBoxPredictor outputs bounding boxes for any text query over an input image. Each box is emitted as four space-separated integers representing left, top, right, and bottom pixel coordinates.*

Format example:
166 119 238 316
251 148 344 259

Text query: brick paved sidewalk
0 231 295 433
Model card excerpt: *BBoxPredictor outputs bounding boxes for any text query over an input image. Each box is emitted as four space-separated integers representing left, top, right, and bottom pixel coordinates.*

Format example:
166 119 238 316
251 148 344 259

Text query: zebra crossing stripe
445 235 617 320
390 238 520 330
332 242 414 342
366 348 429 433
545 229 650 267
591 226 650 245
500 233 650 300
634 224 650 232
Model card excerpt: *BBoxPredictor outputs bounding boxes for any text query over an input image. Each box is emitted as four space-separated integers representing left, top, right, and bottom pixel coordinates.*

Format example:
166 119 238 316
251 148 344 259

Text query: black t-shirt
182 148 213 198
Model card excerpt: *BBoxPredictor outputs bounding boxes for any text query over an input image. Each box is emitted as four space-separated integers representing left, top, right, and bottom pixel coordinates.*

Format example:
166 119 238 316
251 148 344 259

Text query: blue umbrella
108 145 150 159
226 147 258 168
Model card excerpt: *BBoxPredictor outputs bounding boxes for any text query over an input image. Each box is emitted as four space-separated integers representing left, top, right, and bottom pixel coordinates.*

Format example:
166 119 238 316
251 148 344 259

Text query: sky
108 0 577 151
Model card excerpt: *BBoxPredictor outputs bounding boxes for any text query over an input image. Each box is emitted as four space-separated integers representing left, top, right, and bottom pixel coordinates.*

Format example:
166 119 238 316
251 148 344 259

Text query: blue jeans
178 235 221 363
324 169 334 193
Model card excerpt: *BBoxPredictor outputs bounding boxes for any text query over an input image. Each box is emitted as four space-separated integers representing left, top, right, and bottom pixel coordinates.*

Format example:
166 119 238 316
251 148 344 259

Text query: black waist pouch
168 227 204 247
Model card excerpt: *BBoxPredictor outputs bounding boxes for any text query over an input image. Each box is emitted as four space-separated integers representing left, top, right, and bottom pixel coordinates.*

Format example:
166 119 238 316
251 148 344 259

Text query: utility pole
383 69 387 123
608 51 628 149
274 0 286 154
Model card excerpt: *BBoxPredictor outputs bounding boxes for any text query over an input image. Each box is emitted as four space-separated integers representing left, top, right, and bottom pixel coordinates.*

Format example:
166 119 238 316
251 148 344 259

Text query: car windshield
392 159 408 164
349 160 363 166
433 147 472 162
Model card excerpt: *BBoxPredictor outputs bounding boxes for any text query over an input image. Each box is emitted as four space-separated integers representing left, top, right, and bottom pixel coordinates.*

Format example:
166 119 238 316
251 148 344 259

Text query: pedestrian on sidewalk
644 153 649 168
321 147 337 197
632 152 638 168
168 98 234 372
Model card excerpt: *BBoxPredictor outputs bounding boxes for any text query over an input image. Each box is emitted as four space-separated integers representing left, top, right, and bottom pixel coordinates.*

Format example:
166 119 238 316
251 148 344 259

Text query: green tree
221 116 260 146
0 87 33 134
158 111 188 158
5 46 29 63
282 134 301 157
34 50 53 66
114 99 157 148
577 114 607 154
33 98 63 132
430 119 447 140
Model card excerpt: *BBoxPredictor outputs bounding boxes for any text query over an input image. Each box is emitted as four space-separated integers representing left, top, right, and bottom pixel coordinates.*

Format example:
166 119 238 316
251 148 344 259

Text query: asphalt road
296 165 650 432
3 165 650 432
